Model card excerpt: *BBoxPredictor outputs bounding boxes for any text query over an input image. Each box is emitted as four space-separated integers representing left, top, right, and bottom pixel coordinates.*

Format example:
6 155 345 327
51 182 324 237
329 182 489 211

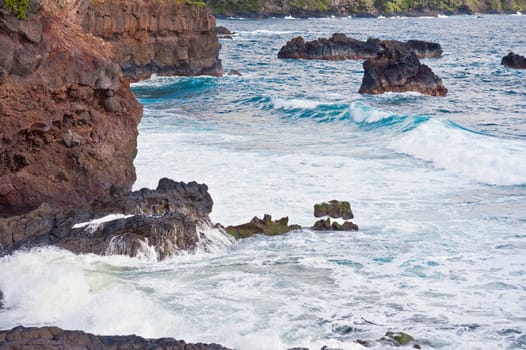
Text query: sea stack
358 40 448 96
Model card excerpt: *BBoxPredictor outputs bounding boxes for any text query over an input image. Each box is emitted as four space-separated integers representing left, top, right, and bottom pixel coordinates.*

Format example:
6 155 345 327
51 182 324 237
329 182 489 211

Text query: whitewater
1 14 526 349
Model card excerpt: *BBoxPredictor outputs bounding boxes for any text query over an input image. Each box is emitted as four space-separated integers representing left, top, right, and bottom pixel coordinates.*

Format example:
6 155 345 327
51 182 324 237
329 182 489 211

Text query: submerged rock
501 52 526 69
0 326 232 350
357 331 421 348
0 178 219 260
224 214 301 239
359 40 448 96
278 34 442 60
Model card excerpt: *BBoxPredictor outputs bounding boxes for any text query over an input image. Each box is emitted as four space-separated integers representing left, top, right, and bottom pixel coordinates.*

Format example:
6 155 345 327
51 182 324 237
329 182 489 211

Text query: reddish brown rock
45 0 224 81
359 40 448 96
0 2 142 217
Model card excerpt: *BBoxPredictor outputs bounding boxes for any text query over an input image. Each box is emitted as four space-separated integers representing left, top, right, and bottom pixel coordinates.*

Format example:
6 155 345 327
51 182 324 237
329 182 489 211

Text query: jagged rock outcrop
42 0 223 81
222 214 301 239
311 200 358 231
0 1 143 217
278 34 442 60
359 40 448 96
0 326 232 350
0 178 219 260
501 52 526 69
314 200 354 220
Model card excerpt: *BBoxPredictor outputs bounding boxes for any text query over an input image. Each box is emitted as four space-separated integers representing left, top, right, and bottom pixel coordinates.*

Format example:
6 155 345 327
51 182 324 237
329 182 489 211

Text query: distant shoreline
214 9 523 20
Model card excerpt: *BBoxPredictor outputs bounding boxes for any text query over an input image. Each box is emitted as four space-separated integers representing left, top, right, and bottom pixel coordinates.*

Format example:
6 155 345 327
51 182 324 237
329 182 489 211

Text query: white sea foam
390 119 526 186
72 214 134 231
272 97 323 110
349 101 393 123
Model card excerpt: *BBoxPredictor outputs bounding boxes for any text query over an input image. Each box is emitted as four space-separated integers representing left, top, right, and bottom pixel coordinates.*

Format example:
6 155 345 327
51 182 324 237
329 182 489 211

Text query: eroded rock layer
0 2 142 217
69 0 223 80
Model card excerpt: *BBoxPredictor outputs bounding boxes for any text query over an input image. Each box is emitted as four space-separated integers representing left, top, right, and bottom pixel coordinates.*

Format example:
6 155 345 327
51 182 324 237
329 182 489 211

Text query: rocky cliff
0 0 223 217
41 0 223 81
0 0 143 217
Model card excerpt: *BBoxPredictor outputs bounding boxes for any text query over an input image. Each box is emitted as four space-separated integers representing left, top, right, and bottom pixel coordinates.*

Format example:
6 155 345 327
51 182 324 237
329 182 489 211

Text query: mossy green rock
380 331 417 347
312 217 358 231
225 214 302 239
314 200 354 220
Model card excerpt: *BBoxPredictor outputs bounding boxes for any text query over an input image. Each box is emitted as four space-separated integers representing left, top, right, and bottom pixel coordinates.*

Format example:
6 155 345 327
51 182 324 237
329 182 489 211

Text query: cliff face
41 0 223 81
0 0 223 217
0 1 143 217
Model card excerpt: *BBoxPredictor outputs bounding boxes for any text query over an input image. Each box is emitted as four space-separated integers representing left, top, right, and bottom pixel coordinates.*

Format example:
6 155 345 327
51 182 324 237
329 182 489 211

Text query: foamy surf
390 119 526 186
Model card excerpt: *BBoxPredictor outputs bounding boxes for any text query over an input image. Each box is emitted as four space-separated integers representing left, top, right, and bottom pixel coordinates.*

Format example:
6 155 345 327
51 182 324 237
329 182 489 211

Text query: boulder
359 40 448 96
314 200 354 219
0 178 218 260
0 326 232 350
406 39 443 58
223 214 301 239
216 25 234 35
501 52 526 69
278 34 442 60
312 218 359 231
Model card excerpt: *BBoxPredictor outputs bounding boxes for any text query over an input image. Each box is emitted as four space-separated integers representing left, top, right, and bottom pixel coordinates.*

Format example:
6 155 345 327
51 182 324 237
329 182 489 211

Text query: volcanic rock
359 40 448 96
74 0 223 81
0 178 218 260
223 214 301 239
312 218 359 231
314 200 354 219
501 52 526 69
0 326 232 350
278 34 380 60
278 34 442 60
0 1 142 217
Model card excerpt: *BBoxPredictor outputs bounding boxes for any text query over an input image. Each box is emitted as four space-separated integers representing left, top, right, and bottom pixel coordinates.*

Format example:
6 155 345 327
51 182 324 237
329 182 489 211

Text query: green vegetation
202 0 525 16
2 0 30 19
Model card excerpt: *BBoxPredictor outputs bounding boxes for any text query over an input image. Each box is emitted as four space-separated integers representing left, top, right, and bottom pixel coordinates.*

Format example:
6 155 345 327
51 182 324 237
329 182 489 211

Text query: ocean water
1 14 526 349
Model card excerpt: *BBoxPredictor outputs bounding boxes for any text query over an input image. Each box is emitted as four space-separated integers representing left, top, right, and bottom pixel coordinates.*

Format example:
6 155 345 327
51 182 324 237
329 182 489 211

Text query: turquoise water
1 14 526 350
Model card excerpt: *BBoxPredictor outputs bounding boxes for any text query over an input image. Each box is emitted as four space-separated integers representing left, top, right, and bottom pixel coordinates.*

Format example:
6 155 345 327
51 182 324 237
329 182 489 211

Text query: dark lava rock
278 34 380 60
312 218 359 231
0 326 232 350
228 69 242 76
216 26 234 35
278 34 442 60
359 40 448 96
501 52 526 69
223 214 301 239
314 200 353 219
406 39 443 58
0 178 216 260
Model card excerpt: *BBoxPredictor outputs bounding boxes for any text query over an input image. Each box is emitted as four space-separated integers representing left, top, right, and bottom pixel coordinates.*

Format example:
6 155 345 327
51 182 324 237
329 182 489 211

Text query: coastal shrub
3 0 30 19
